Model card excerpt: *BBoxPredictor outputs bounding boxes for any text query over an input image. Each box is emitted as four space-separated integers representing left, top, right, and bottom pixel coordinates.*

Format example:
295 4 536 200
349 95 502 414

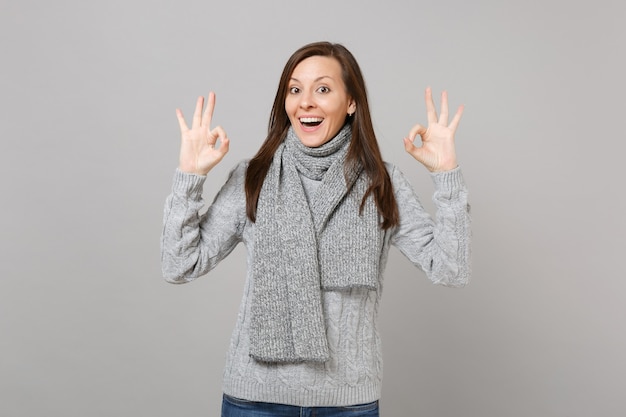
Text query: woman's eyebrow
289 75 334 83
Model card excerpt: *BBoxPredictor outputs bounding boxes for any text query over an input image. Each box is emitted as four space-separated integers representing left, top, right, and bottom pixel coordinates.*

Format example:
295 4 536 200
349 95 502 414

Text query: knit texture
161 160 471 407
250 125 381 363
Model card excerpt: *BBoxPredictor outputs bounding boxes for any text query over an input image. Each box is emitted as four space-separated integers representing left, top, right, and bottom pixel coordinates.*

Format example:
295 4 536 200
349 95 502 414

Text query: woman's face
285 56 356 147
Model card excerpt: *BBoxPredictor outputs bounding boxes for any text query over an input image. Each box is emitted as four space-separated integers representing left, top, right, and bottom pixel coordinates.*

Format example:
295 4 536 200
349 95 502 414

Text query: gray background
2 0 625 416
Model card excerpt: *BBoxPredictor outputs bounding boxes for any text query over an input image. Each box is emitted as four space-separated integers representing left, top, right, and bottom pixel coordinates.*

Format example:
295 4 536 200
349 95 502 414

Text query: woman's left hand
403 88 464 172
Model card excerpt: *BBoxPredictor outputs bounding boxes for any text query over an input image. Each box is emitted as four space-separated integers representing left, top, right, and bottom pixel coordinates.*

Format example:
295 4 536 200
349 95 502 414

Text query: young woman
162 41 470 417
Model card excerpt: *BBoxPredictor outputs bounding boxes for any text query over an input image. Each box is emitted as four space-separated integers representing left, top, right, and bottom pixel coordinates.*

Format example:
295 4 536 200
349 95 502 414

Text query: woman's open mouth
299 117 324 128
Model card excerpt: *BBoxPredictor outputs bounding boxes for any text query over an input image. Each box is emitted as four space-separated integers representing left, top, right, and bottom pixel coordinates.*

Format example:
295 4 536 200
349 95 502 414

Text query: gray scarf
249 124 383 363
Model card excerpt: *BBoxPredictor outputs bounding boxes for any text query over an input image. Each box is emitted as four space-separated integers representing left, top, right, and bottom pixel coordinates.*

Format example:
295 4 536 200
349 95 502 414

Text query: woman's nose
299 91 315 109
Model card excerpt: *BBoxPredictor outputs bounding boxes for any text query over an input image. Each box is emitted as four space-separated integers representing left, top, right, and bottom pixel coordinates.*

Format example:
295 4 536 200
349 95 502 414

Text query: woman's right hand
176 92 230 175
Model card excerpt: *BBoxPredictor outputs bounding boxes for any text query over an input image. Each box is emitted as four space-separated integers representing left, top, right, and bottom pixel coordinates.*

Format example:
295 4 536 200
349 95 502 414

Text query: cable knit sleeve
389 164 471 287
160 161 248 284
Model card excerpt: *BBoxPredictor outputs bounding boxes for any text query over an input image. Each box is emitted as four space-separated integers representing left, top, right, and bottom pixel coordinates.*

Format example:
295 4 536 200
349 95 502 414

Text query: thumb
403 136 417 153
216 137 230 158
403 137 425 161
403 137 432 168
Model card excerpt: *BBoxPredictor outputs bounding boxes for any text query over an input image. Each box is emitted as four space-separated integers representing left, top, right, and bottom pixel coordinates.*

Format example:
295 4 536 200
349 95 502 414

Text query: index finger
407 123 427 142
201 92 216 127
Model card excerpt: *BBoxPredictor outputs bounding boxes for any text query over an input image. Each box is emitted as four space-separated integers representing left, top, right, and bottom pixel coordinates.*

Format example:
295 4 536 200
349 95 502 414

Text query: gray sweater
161 160 471 407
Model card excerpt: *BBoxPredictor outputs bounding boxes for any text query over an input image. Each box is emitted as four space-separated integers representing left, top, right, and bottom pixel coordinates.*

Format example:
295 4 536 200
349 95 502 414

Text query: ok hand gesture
403 88 464 172
176 92 230 175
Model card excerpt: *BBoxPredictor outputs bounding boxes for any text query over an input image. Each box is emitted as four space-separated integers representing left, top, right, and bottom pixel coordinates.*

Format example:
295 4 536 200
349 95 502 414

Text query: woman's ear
348 100 356 116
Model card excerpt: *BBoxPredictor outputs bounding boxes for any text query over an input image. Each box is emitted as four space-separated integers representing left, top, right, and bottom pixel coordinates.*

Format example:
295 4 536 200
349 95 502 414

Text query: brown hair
245 41 399 229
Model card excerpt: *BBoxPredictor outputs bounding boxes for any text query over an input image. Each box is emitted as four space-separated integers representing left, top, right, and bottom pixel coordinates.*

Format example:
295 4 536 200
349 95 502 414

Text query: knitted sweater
161 160 471 407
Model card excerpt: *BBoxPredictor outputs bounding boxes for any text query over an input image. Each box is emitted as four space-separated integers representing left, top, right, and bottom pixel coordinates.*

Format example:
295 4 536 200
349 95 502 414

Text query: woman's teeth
300 117 323 127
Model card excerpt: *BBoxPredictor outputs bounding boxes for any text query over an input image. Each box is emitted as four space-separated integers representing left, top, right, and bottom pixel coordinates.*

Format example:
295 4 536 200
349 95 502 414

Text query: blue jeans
221 394 380 417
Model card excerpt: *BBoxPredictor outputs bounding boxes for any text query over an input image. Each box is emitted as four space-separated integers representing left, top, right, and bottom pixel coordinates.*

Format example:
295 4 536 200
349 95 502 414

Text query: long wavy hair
245 41 399 229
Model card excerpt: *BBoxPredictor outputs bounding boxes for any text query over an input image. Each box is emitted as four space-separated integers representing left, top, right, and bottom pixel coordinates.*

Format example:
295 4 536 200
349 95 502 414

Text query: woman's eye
317 86 330 93
289 87 300 94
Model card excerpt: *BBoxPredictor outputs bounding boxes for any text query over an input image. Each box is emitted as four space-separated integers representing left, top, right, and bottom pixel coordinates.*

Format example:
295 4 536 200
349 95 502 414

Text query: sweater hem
222 378 381 407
